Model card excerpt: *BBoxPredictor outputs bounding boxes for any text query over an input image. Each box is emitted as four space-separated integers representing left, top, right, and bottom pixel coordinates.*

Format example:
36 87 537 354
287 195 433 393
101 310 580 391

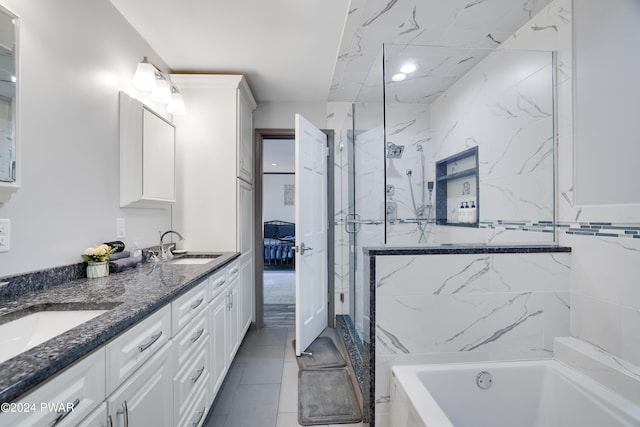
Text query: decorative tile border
480 220 640 239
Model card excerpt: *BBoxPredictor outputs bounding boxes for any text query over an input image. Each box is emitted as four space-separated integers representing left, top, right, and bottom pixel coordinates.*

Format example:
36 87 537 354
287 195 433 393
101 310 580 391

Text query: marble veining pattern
367 245 571 425
0 252 239 404
329 0 553 102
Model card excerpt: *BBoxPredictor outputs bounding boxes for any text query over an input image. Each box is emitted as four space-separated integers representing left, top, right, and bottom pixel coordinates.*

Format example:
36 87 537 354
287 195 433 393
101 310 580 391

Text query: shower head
387 142 404 159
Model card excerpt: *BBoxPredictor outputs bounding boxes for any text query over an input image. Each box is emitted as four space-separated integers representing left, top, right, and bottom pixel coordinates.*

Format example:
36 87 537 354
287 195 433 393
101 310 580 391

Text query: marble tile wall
330 3 640 425
381 5 562 246
374 251 571 426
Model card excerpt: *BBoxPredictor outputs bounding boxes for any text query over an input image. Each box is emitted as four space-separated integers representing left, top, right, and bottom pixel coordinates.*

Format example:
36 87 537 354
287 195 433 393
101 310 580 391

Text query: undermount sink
169 254 221 265
0 309 109 364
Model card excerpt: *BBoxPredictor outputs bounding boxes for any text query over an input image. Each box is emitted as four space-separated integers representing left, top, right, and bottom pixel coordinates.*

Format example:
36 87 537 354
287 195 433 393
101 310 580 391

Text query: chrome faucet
159 230 184 260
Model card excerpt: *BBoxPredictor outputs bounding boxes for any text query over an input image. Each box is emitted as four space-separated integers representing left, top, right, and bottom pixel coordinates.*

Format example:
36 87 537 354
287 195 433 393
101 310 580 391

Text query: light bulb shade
167 92 186 115
131 61 156 92
150 79 172 104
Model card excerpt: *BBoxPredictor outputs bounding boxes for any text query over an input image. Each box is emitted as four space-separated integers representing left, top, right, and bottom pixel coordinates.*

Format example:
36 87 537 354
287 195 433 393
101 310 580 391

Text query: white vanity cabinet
1 259 249 427
227 270 241 362
119 91 176 208
171 278 211 427
106 340 174 427
0 349 106 427
237 84 254 184
207 259 246 400
105 305 173 427
209 288 229 397
171 76 257 328
171 277 208 334
238 179 254 335
106 305 171 394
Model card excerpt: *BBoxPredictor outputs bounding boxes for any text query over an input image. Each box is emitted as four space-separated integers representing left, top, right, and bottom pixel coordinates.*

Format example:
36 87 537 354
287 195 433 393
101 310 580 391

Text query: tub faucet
159 230 184 260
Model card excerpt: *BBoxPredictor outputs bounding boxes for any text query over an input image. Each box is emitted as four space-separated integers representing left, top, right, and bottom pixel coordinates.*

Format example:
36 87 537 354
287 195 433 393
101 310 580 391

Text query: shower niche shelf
435 146 479 227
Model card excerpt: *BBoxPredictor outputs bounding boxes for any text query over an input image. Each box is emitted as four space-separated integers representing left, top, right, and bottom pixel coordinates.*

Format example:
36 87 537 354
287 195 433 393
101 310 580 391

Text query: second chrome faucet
159 230 184 260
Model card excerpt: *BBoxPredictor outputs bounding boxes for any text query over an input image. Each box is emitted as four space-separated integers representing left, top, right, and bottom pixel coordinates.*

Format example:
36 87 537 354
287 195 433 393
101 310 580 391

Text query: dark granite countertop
364 244 571 256
0 252 240 404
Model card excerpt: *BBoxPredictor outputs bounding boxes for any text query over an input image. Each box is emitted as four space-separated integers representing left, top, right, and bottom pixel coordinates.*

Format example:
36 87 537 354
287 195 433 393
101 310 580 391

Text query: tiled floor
263 270 295 304
264 269 296 327
204 326 365 427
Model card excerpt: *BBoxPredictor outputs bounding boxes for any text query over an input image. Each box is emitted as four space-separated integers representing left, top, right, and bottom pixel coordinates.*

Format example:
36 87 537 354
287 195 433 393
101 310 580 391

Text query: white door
295 114 328 356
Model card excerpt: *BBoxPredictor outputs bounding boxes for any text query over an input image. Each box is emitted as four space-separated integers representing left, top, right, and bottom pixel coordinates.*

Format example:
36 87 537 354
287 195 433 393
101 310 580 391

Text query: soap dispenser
469 201 477 224
463 202 470 223
458 202 465 223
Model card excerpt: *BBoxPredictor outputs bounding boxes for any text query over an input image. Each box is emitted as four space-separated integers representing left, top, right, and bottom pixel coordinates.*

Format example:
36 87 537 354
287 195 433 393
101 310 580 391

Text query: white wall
573 0 640 205
0 0 172 276
560 0 640 369
263 174 295 223
254 101 327 130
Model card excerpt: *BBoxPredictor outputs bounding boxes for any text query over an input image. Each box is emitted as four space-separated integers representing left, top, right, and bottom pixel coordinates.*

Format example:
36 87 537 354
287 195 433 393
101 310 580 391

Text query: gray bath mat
298 368 362 425
294 336 346 369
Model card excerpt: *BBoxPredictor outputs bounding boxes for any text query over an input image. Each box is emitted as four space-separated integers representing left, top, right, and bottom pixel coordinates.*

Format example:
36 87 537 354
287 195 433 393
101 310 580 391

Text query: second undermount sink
169 254 221 265
0 309 108 364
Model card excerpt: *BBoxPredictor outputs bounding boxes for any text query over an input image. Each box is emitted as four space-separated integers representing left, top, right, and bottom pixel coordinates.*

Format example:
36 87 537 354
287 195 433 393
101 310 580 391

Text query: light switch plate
0 218 10 252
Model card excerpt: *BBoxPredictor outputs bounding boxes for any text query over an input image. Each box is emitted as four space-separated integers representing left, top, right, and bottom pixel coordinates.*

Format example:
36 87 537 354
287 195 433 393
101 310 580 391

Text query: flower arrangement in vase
82 244 115 278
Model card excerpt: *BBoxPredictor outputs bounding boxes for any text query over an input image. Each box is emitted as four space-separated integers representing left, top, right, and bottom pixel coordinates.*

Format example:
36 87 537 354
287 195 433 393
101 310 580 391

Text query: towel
109 250 130 261
109 256 138 273
104 240 125 253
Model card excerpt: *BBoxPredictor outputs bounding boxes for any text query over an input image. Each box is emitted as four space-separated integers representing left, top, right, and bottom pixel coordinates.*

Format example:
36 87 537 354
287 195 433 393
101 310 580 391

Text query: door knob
296 242 313 255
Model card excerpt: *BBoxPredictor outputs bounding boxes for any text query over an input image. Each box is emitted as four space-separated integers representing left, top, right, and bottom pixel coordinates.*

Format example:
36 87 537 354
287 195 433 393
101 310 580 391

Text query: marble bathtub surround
0 252 239 404
362 245 571 427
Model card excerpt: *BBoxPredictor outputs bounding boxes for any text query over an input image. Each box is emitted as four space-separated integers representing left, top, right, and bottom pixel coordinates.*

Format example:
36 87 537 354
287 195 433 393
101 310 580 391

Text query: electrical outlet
116 218 126 238
0 219 10 252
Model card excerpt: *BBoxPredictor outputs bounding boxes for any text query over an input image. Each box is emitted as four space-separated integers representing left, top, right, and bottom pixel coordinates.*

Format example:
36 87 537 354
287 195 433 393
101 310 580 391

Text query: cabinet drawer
0 349 105 427
173 308 209 371
106 305 171 394
208 268 228 301
227 261 240 284
172 278 208 334
177 379 209 427
174 337 210 425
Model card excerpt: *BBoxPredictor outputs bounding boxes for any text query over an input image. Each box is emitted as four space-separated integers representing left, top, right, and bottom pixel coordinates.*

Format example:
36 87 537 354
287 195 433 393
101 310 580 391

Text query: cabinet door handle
108 415 113 427
190 297 204 310
48 398 80 427
190 327 205 344
192 407 206 426
230 268 239 275
138 331 162 352
191 365 205 383
116 400 129 427
215 279 226 288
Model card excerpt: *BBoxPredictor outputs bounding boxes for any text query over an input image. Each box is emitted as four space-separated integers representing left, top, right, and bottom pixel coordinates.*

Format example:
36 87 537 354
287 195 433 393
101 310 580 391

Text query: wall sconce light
167 87 186 116
131 56 186 115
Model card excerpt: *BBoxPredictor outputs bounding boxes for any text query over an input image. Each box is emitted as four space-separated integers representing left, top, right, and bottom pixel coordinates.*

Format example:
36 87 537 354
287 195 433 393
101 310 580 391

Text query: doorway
254 128 335 330
262 137 296 327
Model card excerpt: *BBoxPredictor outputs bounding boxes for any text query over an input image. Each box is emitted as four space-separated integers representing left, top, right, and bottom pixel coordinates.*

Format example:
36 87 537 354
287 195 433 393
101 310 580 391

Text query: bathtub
390 360 640 427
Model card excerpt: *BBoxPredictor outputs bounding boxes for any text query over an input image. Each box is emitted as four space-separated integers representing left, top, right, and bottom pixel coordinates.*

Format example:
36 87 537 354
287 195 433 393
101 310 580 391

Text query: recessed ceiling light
400 63 417 74
271 163 278 166
391 73 407 82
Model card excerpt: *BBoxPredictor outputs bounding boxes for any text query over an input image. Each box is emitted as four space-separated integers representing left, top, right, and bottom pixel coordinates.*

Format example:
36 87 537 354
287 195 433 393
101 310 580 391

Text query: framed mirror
0 4 18 202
